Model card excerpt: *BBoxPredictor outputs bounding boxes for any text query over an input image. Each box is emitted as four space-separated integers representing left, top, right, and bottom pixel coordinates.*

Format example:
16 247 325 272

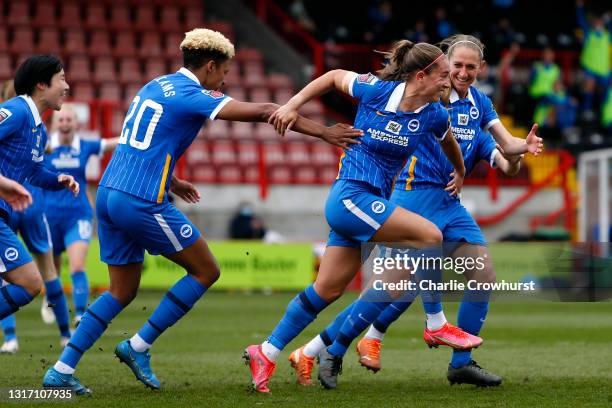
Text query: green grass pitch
2 291 612 407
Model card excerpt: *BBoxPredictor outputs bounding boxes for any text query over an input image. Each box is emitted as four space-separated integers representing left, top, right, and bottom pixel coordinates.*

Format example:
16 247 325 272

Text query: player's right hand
58 174 80 196
268 104 299 137
0 176 32 212
321 123 364 149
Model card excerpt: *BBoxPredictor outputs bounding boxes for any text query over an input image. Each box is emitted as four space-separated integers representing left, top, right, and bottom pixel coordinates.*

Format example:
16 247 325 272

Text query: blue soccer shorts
47 214 93 256
7 197 52 255
0 218 33 273
325 179 397 248
390 187 486 247
96 186 201 265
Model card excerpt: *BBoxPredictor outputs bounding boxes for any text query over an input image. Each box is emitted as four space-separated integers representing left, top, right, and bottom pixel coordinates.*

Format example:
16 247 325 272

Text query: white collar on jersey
50 131 81 153
449 88 476 106
18 94 42 126
178 67 201 86
384 83 429 114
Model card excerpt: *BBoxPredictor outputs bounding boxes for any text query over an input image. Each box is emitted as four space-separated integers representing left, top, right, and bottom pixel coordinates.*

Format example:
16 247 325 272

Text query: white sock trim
364 325 385 341
130 334 151 353
303 335 326 357
261 340 281 362
54 361 75 375
426 311 447 331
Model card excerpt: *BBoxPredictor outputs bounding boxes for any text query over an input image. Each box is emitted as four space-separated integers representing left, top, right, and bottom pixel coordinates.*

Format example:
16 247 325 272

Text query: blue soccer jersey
99 68 232 203
337 73 450 198
0 95 62 217
396 86 500 191
45 135 103 218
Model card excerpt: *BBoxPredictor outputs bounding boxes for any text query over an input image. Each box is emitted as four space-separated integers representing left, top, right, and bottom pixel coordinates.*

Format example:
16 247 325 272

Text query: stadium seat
301 100 325 117
235 48 264 65
32 2 57 28
64 29 87 54
189 164 216 183
93 57 117 83
0 55 12 80
286 143 311 166
159 5 183 33
134 6 157 31
109 4 132 30
243 72 267 89
217 165 242 183
113 31 137 58
294 166 317 184
206 120 229 140
10 27 35 54
274 88 294 104
184 7 206 31
267 73 293 91
236 143 259 165
243 61 265 78
211 142 237 165
232 122 254 140
84 3 106 30
224 86 246 101
124 83 142 108
37 28 62 54
58 2 82 29
0 28 8 52
144 58 167 79
88 30 113 56
311 144 340 165
140 33 164 59
185 141 210 165
267 166 292 184
249 88 271 103
263 142 286 166
7 1 30 27
254 122 278 142
99 83 122 102
206 21 234 43
164 33 183 59
318 165 339 184
243 165 260 183
118 58 143 85
67 55 91 82
71 83 95 102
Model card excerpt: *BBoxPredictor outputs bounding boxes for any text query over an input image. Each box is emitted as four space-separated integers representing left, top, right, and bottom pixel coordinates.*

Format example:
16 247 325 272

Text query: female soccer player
0 55 79 335
42 104 119 326
244 40 471 393
42 28 363 395
293 34 542 389
0 79 73 354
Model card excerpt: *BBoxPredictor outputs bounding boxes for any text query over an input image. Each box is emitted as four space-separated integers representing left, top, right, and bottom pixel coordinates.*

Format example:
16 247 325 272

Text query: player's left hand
321 123 364 149
525 124 544 156
0 177 32 212
58 174 79 196
445 171 464 196
171 178 201 203
268 104 299 137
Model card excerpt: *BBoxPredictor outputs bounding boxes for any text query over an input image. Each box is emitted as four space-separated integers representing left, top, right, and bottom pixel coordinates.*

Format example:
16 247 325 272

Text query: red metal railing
475 150 576 233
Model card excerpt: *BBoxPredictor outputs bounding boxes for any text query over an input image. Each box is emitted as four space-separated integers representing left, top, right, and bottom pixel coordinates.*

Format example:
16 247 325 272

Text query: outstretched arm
439 129 466 196
215 100 363 149
489 122 543 156
101 137 120 153
268 69 356 135
493 147 522 176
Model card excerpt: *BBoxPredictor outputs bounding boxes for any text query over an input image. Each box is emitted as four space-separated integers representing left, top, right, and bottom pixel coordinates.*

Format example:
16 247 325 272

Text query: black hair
14 55 63 96
182 49 229 70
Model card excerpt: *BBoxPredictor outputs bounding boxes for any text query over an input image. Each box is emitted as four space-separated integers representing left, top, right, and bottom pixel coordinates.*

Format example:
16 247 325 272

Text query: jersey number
119 96 163 150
